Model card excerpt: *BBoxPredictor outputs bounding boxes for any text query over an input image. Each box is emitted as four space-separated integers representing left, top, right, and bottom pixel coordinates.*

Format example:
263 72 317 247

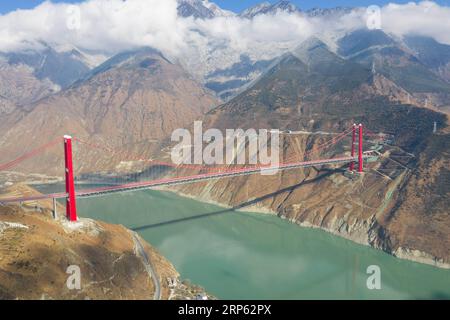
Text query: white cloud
0 0 449 60
0 0 186 54
193 12 314 48
380 1 450 44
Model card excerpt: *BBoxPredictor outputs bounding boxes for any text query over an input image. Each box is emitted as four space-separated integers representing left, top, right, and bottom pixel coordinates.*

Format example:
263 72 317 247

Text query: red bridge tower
64 135 77 221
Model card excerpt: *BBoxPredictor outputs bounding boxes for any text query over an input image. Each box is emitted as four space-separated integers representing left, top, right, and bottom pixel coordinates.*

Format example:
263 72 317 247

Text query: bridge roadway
0 155 372 203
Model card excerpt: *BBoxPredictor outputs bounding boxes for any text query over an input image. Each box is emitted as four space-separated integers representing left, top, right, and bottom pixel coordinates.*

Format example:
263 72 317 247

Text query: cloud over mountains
0 0 449 58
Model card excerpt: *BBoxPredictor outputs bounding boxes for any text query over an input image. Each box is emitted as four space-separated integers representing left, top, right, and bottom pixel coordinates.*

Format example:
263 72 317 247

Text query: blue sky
1 0 450 15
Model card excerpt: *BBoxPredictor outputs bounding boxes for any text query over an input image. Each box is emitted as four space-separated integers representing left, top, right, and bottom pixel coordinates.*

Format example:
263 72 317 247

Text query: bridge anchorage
0 124 373 223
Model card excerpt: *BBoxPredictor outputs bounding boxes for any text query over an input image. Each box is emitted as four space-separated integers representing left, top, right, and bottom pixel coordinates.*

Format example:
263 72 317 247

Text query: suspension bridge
0 124 378 222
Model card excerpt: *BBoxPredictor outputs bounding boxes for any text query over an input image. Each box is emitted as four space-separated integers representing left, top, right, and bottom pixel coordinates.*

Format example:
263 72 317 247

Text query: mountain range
1 2 449 159
177 0 351 19
0 47 217 174
3 1 449 107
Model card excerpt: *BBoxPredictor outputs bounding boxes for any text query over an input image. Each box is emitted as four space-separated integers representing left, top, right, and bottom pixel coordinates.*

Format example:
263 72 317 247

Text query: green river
38 186 450 299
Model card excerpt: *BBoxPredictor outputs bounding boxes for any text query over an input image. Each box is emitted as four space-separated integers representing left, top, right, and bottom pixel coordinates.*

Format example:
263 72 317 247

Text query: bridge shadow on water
132 168 341 232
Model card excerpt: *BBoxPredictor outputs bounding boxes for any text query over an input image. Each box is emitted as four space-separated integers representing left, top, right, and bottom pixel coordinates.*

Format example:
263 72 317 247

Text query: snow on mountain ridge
52 44 109 69
177 0 235 18
240 2 272 18
202 0 235 17
240 1 300 18
306 7 353 17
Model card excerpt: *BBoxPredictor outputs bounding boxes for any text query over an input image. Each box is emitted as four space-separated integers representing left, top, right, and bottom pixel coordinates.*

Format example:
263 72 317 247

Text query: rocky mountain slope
0 57 58 113
0 47 218 176
0 44 95 111
338 29 450 111
165 39 450 268
0 184 211 300
3 45 92 89
404 35 450 84
204 54 275 101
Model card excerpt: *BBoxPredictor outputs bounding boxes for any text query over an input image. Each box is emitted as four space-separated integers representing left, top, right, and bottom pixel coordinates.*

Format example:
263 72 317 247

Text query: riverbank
0 184 213 300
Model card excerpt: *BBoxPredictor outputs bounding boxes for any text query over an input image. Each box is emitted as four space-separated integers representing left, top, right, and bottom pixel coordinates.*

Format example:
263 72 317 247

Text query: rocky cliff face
0 185 211 300
374 125 450 267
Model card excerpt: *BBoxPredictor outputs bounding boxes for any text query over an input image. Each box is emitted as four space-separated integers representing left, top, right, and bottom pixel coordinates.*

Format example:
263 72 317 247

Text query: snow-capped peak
177 0 235 19
240 2 272 18
52 44 108 69
239 1 300 19
202 0 235 17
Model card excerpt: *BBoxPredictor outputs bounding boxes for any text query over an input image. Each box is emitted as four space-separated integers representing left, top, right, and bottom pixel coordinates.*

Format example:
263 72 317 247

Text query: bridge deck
0 155 371 203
